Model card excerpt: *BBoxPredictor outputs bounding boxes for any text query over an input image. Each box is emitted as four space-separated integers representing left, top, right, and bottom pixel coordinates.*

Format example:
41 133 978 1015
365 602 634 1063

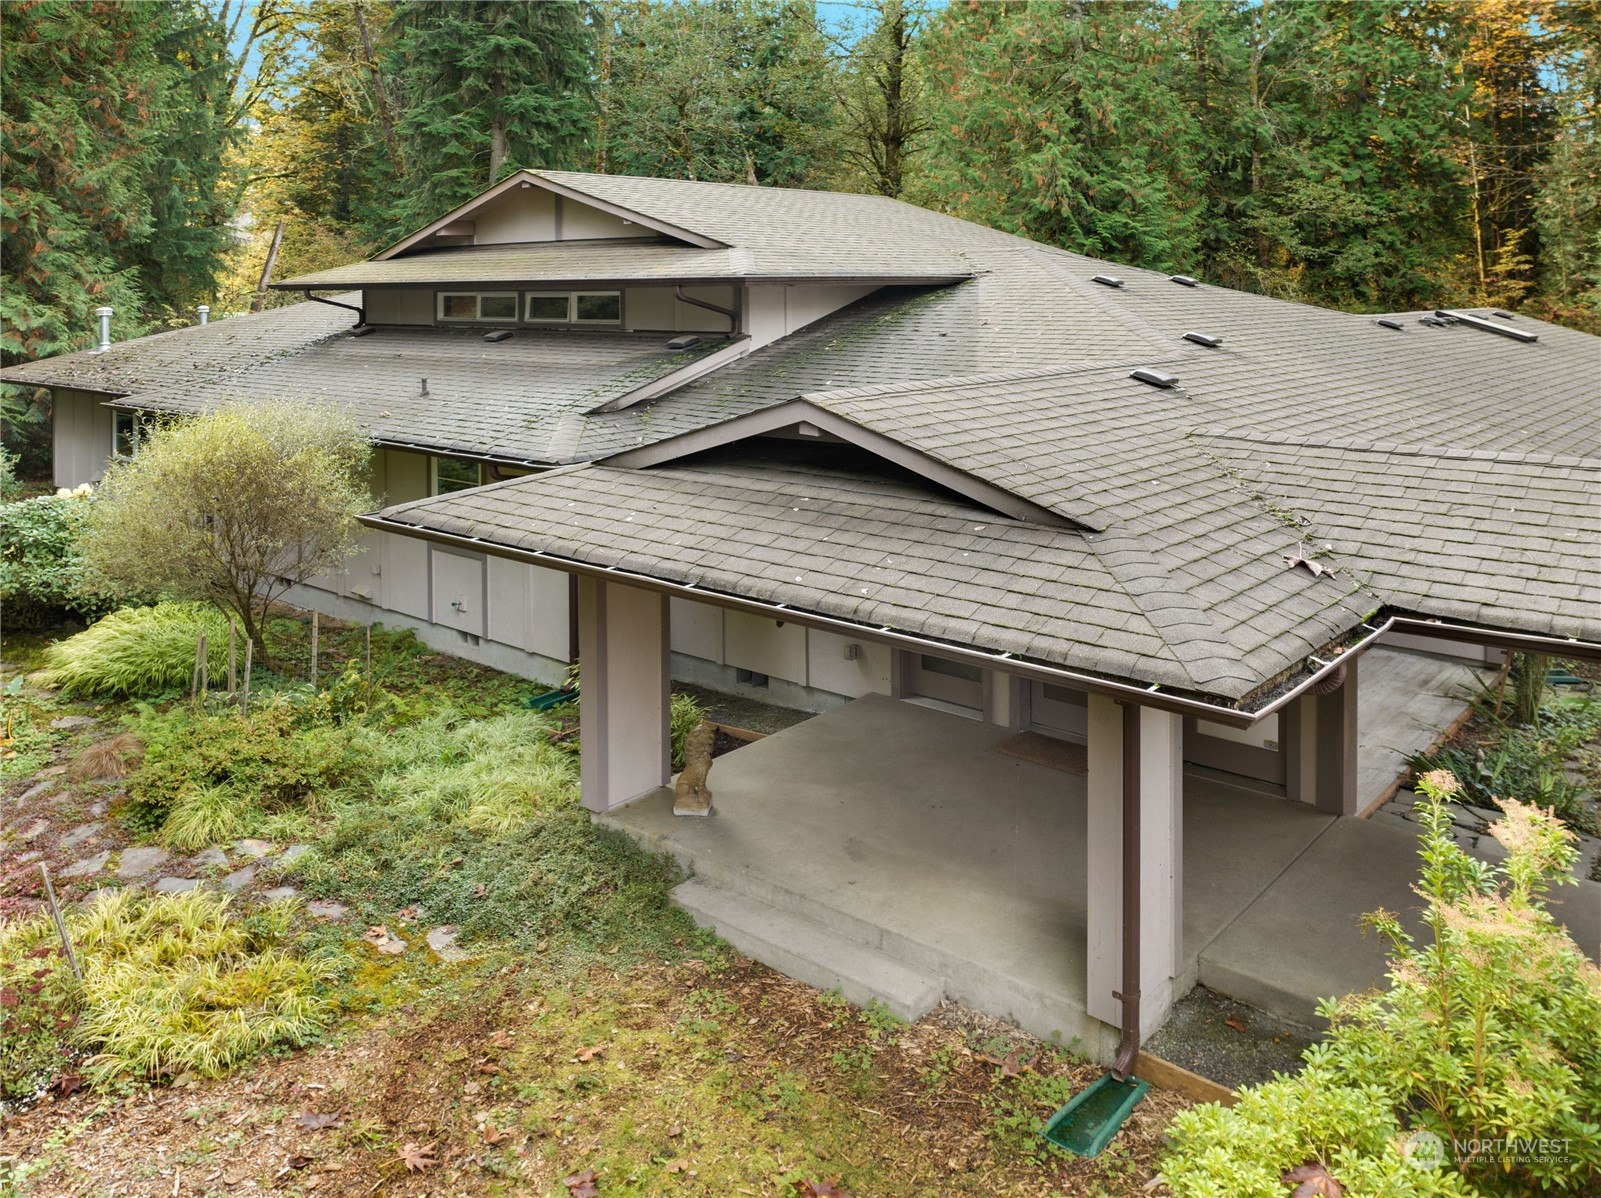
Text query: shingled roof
6 170 1596 701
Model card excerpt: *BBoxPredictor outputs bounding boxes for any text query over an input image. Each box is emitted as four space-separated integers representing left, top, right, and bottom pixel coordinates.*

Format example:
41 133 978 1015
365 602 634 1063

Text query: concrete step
673 879 944 1022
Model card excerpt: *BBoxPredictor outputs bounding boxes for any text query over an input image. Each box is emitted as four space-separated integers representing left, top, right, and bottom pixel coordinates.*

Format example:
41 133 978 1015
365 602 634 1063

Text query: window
573 292 622 323
525 293 571 322
432 457 482 494
437 292 519 322
112 410 143 459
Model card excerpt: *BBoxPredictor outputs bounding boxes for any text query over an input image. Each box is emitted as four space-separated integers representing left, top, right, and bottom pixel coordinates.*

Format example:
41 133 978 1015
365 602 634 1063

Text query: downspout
1112 701 1142 1082
300 290 366 327
674 284 738 334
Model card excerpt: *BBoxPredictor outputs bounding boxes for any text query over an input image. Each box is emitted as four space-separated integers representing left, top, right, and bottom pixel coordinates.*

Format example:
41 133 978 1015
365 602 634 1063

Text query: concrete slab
606 694 1329 1059
608 688 1595 1053
1358 647 1485 806
1199 815 1601 1024
677 879 941 1020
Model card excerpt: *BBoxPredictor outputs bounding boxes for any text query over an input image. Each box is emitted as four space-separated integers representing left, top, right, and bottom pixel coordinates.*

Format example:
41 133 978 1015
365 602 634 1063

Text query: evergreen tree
1 0 236 361
598 0 836 187
384 0 594 239
916 0 1205 271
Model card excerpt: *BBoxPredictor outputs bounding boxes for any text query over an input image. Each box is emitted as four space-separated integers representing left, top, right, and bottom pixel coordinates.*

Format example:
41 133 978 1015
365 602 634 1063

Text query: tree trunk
354 0 404 177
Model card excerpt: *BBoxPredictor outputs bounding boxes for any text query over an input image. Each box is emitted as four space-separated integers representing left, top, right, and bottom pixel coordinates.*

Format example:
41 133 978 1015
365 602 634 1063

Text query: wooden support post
240 639 253 718
38 865 81 980
227 622 237 694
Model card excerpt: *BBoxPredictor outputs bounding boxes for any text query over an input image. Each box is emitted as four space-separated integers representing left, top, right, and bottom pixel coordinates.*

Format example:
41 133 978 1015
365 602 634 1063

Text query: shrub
0 488 121 629
78 400 371 666
0 889 344 1092
670 691 708 772
1161 771 1601 1197
126 700 369 839
41 603 232 698
1408 691 1601 832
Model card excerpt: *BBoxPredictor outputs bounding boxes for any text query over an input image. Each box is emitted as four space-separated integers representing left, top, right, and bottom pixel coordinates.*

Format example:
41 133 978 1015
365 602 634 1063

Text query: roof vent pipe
197 305 209 326
93 306 113 353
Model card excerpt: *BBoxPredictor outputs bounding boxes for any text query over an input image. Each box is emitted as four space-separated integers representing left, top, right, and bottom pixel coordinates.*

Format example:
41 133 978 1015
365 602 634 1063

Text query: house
9 171 1599 1067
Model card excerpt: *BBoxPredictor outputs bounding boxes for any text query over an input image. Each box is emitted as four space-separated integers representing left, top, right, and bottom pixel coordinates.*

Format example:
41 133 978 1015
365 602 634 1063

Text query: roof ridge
1191 428 1601 470
1080 526 1258 696
1016 244 1183 356
797 357 1165 404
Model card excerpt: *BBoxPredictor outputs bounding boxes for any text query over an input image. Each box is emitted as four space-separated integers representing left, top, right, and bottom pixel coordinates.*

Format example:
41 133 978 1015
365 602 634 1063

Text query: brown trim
370 170 728 262
358 511 1601 725
604 399 1081 529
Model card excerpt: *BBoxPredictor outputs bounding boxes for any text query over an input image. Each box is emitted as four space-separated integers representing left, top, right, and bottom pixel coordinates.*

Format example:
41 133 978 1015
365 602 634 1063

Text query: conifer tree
1 0 235 361
597 0 836 187
916 0 1205 271
384 0 594 239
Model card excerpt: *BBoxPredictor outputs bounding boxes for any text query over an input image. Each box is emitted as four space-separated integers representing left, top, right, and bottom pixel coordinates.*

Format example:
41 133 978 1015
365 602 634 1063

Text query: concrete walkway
1357 645 1489 807
606 691 1601 1054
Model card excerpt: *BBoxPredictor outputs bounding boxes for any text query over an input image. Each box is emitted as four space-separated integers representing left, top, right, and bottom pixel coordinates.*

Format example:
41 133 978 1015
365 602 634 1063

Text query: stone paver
59 851 112 878
17 818 49 839
235 838 274 859
426 925 469 963
17 850 44 864
151 876 199 893
18 781 55 803
61 822 105 851
221 865 258 892
278 844 310 865
117 846 170 878
307 899 347 919
50 715 96 730
189 847 230 871
260 886 299 902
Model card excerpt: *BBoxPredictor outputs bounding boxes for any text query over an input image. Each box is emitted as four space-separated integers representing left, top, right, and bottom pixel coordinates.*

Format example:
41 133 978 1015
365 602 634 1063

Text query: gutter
355 514 1601 726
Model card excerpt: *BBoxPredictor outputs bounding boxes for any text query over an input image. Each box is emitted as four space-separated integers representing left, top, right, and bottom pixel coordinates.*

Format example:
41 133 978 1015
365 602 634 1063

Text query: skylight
1182 332 1221 347
1091 274 1124 288
1169 275 1198 287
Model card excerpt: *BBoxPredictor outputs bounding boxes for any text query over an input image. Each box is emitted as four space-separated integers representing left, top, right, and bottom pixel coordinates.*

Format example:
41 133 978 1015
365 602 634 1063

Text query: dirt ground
1 951 1189 1198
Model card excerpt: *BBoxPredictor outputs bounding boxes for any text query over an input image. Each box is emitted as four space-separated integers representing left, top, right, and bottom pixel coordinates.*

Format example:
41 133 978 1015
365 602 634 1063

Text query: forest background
3 0 1598 470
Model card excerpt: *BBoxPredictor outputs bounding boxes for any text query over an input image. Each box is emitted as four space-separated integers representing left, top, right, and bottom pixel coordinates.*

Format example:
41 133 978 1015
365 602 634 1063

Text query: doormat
993 731 1088 775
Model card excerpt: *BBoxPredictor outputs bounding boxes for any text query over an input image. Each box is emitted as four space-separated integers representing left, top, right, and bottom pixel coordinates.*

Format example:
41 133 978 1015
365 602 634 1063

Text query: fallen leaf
363 925 406 956
574 1044 607 1063
396 905 421 922
54 1072 83 1096
294 1112 340 1131
665 1159 689 1174
473 882 488 898
488 1029 515 1050
1282 1161 1344 1197
399 1142 436 1172
1224 1015 1249 1033
287 1154 313 1170
795 1181 851 1198
564 1167 601 1197
481 1125 507 1145
665 1121 683 1138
